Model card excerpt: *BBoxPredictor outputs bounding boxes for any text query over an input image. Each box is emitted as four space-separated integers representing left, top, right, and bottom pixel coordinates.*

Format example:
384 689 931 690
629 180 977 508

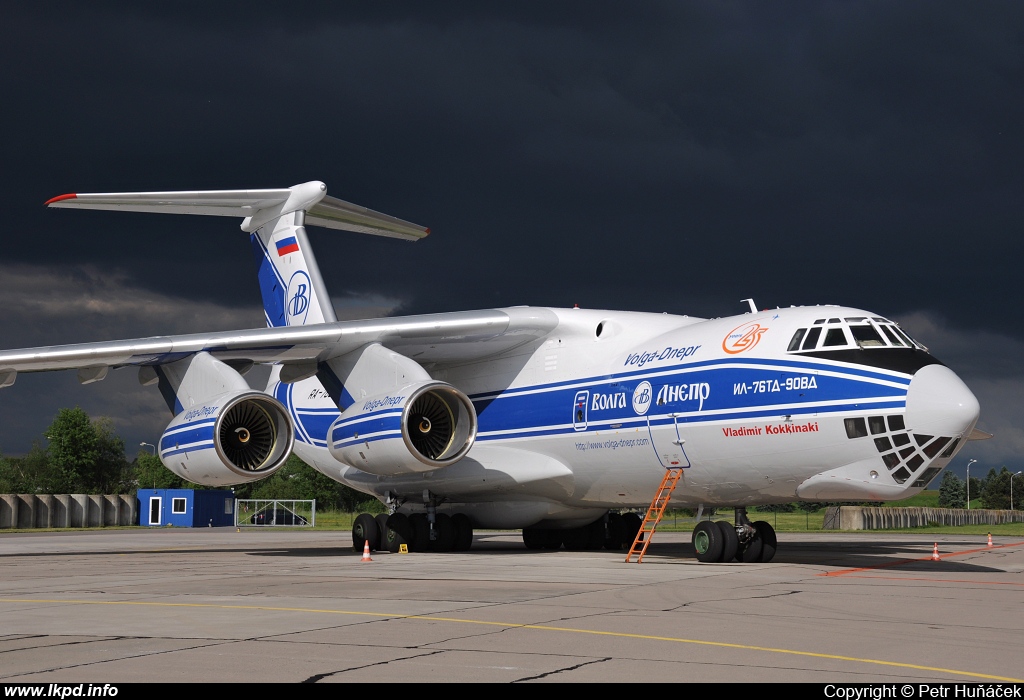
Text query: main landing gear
691 507 776 563
351 511 475 553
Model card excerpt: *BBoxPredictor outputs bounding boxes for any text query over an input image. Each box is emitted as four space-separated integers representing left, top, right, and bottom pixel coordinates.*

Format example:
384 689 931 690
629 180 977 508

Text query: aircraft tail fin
45 181 430 328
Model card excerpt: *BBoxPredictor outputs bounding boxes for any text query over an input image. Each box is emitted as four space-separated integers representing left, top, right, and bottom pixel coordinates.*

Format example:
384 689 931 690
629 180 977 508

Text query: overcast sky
1 3 1021 476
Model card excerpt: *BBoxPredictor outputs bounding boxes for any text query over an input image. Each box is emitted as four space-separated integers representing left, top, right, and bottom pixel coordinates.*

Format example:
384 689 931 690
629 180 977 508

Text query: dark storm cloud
0 3 1021 465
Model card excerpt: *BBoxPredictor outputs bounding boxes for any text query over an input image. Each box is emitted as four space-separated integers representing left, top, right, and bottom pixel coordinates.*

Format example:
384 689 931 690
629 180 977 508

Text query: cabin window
887 415 905 431
924 437 951 458
940 438 960 458
905 454 924 471
844 417 867 439
874 437 892 453
868 416 886 434
913 467 943 488
882 453 900 469
893 467 911 483
892 433 911 447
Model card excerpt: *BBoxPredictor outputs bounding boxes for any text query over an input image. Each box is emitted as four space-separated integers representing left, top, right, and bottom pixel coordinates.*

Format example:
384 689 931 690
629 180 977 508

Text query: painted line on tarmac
827 575 1024 587
820 540 1024 578
0 597 1020 682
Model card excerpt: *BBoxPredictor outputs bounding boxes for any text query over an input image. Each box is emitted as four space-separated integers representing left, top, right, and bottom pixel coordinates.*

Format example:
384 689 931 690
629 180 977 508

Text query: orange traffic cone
361 540 373 562
988 533 993 547
931 543 940 561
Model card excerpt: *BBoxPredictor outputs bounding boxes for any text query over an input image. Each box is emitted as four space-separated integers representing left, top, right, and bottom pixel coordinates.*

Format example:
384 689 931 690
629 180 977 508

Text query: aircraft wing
0 307 557 387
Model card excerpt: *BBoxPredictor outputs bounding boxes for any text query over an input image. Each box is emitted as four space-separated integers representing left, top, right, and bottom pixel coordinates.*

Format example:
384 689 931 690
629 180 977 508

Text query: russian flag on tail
275 236 299 257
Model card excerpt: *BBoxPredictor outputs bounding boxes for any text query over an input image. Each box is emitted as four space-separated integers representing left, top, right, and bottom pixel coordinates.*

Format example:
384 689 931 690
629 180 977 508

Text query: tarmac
0 527 1022 683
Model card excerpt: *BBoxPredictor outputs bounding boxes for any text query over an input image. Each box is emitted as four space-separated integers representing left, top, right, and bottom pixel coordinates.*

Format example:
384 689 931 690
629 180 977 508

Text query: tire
738 533 763 563
692 520 723 563
384 513 411 553
754 521 777 563
716 521 739 562
374 514 390 550
542 529 563 550
352 513 379 552
604 513 626 550
562 526 590 551
621 512 642 545
409 513 430 552
523 527 546 550
430 513 457 552
585 519 606 550
452 513 473 551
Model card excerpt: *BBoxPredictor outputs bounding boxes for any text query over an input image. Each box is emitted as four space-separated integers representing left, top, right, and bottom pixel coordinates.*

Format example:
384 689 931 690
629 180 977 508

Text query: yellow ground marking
1 597 1019 681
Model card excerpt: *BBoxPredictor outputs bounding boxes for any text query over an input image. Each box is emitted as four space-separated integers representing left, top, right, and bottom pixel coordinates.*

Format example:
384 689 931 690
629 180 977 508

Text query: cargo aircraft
0 182 983 562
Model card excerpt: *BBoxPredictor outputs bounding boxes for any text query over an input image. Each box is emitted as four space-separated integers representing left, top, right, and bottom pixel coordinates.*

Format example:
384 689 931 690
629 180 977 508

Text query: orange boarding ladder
625 467 683 563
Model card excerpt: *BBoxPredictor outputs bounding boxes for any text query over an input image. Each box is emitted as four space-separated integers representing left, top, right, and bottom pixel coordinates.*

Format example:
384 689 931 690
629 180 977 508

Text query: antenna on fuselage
741 298 757 314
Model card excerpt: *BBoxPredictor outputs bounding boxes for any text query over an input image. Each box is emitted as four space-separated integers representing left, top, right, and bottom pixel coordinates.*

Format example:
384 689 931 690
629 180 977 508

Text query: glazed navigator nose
904 364 980 438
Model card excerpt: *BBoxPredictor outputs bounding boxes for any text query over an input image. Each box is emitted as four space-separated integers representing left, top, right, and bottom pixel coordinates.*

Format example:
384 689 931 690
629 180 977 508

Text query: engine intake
329 381 477 475
160 392 293 486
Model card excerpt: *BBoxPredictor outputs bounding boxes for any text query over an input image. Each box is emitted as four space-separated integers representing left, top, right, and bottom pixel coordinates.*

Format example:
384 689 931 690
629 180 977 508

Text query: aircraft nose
904 364 980 439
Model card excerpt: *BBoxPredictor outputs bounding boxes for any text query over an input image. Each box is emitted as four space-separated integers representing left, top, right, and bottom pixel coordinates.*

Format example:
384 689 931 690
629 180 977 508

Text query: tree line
938 468 1021 510
0 407 381 512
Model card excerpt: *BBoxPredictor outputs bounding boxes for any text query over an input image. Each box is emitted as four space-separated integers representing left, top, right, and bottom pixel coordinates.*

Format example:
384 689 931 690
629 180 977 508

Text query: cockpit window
787 315 928 354
880 325 906 346
801 327 821 350
823 327 848 347
787 328 806 352
850 324 885 347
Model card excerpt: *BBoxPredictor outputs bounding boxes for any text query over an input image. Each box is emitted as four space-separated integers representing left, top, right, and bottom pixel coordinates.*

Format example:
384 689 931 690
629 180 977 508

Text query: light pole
140 442 156 456
1012 471 1023 511
966 459 977 509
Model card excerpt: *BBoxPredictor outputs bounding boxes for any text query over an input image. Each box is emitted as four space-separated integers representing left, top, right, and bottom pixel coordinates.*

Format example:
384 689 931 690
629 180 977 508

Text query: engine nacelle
159 391 294 486
329 381 477 475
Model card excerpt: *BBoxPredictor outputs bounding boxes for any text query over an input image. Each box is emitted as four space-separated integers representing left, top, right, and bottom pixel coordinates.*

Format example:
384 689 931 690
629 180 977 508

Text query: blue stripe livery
250 233 286 328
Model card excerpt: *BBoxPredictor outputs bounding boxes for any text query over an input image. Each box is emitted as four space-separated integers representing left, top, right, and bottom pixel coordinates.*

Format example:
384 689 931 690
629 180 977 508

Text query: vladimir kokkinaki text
824 686 1021 699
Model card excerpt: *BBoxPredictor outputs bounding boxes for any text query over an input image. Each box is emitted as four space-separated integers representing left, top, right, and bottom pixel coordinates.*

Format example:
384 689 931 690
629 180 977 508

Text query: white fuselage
275 305 979 529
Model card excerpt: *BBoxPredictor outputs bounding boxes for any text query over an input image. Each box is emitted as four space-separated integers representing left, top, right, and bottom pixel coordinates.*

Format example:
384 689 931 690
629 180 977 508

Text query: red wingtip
424 228 432 235
44 193 77 206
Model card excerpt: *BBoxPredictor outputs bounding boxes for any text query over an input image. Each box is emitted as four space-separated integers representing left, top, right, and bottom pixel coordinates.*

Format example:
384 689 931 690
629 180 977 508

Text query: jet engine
159 391 294 486
329 381 477 475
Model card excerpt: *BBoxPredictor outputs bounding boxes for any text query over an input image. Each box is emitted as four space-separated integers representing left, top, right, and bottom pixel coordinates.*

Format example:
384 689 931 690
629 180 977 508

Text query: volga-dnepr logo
632 381 652 415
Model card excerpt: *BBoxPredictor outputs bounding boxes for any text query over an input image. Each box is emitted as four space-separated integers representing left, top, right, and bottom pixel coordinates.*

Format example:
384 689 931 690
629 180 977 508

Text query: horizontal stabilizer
45 181 429 240
967 428 993 441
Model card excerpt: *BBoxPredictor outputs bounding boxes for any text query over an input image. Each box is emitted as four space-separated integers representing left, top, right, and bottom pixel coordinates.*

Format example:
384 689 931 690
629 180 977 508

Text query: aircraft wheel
716 521 739 562
384 513 411 553
738 533 763 562
409 513 430 552
754 521 777 563
430 513 457 552
562 526 590 551
523 527 545 549
542 529 563 550
692 520 723 563
604 513 626 550
352 513 379 552
585 519 606 550
374 514 390 550
621 512 642 545
452 513 473 551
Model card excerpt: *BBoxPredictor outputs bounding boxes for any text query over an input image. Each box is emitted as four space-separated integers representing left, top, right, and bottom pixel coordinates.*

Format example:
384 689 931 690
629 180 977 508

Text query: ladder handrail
625 468 683 563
